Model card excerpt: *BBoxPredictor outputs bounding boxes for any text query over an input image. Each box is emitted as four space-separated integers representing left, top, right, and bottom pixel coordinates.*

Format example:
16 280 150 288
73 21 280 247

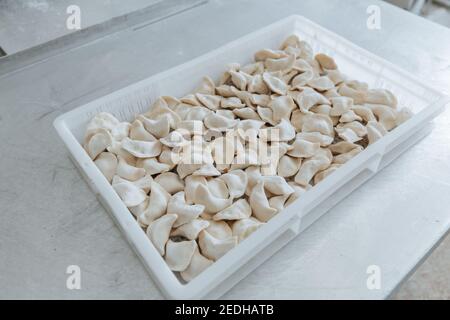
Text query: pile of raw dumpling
84 34 412 282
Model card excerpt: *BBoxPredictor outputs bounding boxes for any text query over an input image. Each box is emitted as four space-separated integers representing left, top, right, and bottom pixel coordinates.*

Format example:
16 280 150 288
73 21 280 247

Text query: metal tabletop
0 0 449 299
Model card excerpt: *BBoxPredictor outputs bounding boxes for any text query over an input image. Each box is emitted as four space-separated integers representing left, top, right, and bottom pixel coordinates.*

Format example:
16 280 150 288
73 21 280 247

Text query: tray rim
53 14 450 299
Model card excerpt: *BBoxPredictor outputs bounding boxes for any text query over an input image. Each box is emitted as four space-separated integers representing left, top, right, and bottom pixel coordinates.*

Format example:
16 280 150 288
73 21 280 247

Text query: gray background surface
0 0 449 299
0 0 161 54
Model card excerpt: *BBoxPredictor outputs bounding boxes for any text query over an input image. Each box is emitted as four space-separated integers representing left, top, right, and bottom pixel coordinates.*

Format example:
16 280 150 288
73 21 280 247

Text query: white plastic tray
53 15 449 299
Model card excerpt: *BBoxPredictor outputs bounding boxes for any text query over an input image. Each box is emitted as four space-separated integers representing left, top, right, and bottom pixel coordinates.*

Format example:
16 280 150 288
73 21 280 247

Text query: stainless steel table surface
0 0 161 55
0 0 449 299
